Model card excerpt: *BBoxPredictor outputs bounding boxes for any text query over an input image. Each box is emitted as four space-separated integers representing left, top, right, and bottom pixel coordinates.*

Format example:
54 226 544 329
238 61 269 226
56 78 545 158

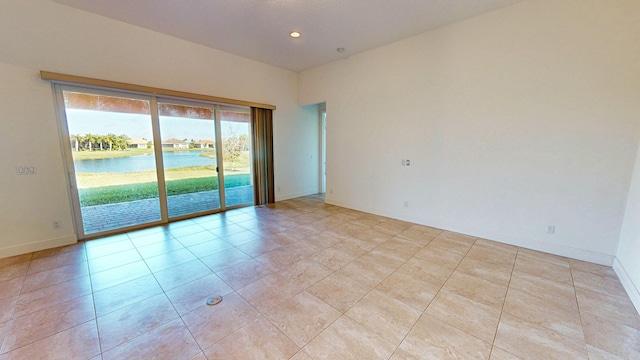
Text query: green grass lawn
78 174 251 206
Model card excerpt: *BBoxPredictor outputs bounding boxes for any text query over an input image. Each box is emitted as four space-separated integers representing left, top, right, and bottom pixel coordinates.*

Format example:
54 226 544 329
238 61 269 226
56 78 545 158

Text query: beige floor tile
412 246 465 269
182 292 260 349
389 348 421 359
303 315 396 359
290 351 314 360
399 314 491 360
426 289 501 343
571 269 628 298
175 230 220 247
1 294 95 353
582 311 640 360
200 247 252 272
0 297 16 323
375 271 439 312
278 259 332 290
426 236 474 255
396 227 437 244
0 254 32 269
503 288 584 342
0 321 6 342
309 245 359 270
338 256 394 288
265 291 341 348
397 257 454 288
97 293 178 351
186 238 234 258
494 313 588 360
13 276 92 318
93 274 163 317
143 247 198 273
456 256 513 287
332 237 373 255
21 261 88 294
102 318 200 360
215 259 273 290
153 259 212 291
128 231 174 248
490 346 522 359
585 344 625 360
443 271 508 309
236 237 284 257
255 246 305 272
466 245 517 267
474 238 518 255
165 274 233 316
0 262 29 282
204 317 299 359
439 230 477 242
189 352 208 360
237 273 302 313
0 277 24 300
375 237 423 260
307 271 371 312
90 261 151 292
0 321 100 360
88 249 141 273
517 248 569 268
514 253 573 284
2 195 639 359
509 270 577 308
373 219 412 236
568 259 618 280
85 239 134 260
135 238 185 259
31 243 84 261
353 228 394 244
575 287 640 330
346 288 422 346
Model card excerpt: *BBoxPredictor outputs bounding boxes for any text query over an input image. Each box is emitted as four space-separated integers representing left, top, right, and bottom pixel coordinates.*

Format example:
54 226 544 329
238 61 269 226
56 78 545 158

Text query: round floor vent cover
206 296 223 306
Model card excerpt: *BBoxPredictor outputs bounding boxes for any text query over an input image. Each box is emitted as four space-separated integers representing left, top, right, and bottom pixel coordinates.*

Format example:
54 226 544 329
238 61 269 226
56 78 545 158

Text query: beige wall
0 0 319 256
299 0 640 268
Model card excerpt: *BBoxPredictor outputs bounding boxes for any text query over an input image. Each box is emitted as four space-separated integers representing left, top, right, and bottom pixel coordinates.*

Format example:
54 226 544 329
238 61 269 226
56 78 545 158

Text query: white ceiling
52 0 524 72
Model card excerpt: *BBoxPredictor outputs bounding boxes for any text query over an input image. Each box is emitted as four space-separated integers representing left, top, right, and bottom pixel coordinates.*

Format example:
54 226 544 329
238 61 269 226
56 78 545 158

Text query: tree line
70 133 133 151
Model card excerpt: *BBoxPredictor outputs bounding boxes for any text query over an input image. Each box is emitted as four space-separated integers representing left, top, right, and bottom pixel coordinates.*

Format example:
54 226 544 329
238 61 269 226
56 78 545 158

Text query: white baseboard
324 197 615 266
613 258 640 315
276 190 320 202
0 235 77 259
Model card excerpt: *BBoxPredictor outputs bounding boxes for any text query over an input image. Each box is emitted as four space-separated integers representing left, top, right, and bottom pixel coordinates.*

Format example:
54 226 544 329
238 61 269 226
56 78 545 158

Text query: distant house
162 138 189 149
194 140 215 149
128 137 148 149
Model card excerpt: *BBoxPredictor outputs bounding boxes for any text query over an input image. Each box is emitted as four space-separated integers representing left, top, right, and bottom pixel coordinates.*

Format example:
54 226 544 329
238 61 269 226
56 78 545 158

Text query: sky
66 109 247 142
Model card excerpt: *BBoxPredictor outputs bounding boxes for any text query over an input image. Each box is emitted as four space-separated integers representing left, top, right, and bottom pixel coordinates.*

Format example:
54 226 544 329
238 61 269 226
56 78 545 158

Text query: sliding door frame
54 84 256 239
54 84 167 239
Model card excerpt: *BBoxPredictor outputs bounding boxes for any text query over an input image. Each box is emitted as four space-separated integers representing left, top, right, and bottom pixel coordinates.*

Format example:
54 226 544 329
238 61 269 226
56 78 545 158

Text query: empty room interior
1 0 639 359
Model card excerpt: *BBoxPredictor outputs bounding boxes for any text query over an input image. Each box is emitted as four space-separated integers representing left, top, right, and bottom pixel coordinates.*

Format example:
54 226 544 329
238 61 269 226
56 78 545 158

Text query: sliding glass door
60 88 162 235
57 86 254 238
220 109 254 208
158 101 220 218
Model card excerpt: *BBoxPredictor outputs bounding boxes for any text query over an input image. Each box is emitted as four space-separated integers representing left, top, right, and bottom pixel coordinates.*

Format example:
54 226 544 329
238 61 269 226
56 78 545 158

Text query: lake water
73 151 217 173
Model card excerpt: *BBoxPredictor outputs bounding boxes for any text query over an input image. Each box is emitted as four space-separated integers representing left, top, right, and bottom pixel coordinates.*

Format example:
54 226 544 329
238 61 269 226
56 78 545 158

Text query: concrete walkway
81 186 254 235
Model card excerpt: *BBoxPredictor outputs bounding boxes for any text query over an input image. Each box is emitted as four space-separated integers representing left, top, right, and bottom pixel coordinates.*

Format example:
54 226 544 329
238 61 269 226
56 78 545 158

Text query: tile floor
0 194 638 359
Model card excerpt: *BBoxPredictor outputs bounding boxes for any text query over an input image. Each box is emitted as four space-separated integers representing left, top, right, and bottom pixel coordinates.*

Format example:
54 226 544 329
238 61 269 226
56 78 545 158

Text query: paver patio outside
80 185 254 234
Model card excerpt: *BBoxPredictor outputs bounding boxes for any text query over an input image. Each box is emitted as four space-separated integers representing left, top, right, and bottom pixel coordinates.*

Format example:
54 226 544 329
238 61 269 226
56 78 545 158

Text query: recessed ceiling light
337 48 345 53
290 31 301 38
